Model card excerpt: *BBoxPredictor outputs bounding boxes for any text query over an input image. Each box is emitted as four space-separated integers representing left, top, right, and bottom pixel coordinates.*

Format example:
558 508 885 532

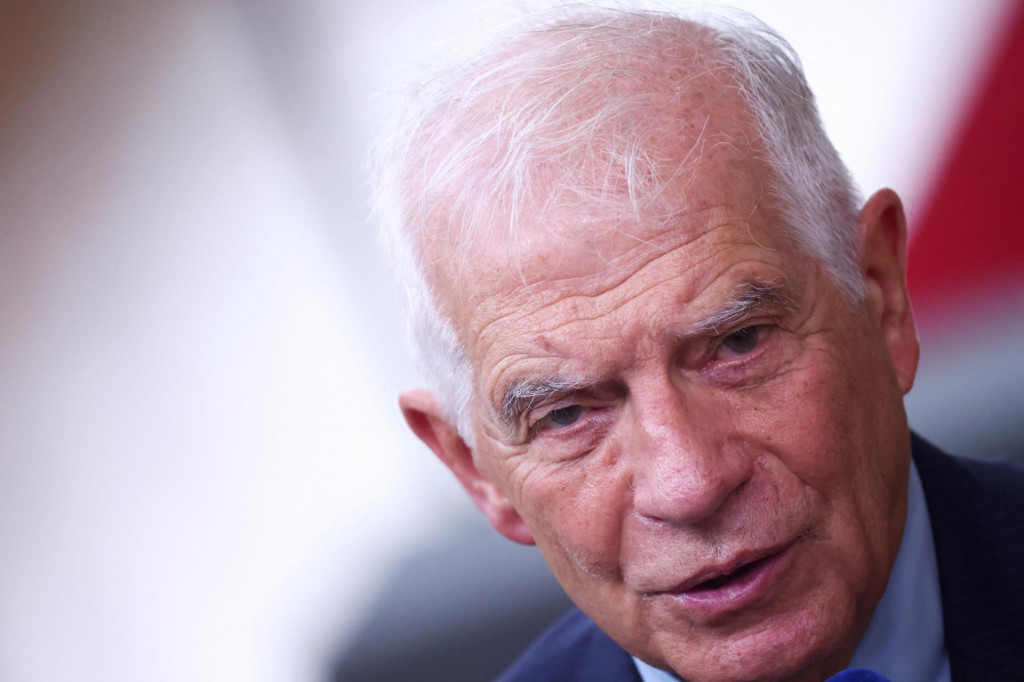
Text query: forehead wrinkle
474 222 784 402
475 279 679 400
487 274 795 432
467 203 734 310
471 222 723 352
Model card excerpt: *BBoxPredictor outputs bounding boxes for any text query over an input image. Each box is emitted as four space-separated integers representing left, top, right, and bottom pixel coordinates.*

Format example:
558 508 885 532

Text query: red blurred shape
908 0 1024 315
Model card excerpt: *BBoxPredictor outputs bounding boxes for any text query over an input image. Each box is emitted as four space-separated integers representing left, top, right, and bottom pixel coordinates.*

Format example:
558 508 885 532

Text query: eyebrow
686 278 795 336
495 278 795 431
499 376 594 432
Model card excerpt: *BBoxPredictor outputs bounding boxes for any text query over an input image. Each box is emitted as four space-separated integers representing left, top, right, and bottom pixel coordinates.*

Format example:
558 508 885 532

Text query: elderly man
372 6 1024 681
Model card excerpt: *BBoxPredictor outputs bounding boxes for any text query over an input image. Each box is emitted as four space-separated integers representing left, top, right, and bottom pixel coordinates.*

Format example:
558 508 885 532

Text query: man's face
408 104 918 681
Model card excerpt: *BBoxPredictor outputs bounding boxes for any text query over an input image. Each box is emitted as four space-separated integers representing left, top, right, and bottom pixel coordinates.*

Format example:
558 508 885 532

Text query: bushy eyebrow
499 376 594 431
495 279 794 431
686 278 795 336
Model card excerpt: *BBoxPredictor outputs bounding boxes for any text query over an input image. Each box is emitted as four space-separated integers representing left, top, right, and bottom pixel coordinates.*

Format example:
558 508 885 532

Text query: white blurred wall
0 3 420 680
0 1 1012 680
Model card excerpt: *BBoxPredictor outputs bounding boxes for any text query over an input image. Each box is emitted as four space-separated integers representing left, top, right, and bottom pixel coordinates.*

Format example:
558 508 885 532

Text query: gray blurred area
331 516 573 681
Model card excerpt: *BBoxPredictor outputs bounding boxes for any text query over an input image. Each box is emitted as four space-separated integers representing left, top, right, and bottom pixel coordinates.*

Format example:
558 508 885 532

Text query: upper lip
652 541 793 594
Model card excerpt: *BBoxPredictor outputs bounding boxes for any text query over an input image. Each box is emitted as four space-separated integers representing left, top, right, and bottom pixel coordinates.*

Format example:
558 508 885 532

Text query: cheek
741 350 906 576
513 456 631 585
736 351 859 480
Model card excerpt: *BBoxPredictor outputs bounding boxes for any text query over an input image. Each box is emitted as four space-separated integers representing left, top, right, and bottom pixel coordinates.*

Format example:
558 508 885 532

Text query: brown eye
721 326 762 355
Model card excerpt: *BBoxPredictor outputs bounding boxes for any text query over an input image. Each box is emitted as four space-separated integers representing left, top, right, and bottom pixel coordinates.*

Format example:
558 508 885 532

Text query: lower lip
659 546 792 618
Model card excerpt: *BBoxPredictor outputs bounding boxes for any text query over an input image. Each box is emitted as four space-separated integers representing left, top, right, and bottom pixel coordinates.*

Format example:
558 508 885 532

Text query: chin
651 602 856 682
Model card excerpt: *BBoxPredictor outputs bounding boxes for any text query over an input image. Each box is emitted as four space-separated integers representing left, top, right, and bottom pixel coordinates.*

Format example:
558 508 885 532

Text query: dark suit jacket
495 434 1024 682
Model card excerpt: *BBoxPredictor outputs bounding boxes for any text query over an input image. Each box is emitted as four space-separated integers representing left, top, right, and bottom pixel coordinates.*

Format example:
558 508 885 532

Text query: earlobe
399 389 535 545
858 189 920 395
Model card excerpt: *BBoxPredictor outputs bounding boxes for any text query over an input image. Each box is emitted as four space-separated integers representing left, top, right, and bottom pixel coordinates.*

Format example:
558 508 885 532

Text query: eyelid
532 404 590 433
723 322 768 346
711 322 775 361
526 396 585 429
696 324 782 387
523 382 622 422
525 389 620 440
720 320 772 339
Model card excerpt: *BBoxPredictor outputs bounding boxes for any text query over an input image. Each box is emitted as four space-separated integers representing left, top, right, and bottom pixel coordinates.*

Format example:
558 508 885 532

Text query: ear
858 188 920 394
399 388 535 545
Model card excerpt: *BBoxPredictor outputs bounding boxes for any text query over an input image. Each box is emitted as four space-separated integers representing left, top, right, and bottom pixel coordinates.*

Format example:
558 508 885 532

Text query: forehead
457 154 805 408
429 107 769 318
414 23 766 308
440 128 779 327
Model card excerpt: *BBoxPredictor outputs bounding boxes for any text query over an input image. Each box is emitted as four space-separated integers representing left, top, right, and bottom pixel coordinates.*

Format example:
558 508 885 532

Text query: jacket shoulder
494 608 641 682
912 433 1024 680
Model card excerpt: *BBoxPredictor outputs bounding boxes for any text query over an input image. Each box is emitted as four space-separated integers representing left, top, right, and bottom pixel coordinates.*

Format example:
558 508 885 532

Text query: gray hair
371 5 863 445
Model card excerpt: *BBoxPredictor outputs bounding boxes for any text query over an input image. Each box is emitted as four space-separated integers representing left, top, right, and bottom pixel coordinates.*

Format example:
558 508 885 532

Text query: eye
541 405 586 428
720 325 764 355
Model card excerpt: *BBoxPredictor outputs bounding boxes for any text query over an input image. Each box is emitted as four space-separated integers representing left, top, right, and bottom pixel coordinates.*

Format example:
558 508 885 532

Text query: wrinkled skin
401 90 919 682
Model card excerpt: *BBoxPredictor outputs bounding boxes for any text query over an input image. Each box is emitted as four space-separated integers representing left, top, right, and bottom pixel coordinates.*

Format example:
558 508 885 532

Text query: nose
628 382 754 526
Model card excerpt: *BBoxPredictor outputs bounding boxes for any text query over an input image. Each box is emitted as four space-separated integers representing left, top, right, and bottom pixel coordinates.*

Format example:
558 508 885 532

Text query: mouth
687 553 777 592
648 542 796 617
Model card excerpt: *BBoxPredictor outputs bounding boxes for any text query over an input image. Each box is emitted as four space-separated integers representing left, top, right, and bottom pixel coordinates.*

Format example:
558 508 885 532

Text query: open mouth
686 554 775 594
647 544 794 617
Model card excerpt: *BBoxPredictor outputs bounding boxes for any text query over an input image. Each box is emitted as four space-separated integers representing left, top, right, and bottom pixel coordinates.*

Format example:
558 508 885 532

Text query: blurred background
1 1 1021 680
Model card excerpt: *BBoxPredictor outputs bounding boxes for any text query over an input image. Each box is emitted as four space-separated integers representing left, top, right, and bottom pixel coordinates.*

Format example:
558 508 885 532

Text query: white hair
371 5 863 446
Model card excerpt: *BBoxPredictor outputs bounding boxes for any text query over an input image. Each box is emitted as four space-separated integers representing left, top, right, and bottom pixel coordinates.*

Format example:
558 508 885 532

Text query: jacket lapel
912 434 1024 681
